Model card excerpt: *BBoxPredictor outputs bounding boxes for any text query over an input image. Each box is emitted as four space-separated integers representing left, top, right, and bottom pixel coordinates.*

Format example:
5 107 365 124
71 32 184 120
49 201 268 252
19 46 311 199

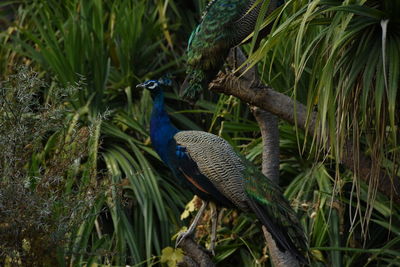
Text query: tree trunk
252 106 300 267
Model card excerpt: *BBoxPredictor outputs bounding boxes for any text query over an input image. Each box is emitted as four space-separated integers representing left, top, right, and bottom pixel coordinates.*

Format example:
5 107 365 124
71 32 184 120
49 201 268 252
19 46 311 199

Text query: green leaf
160 247 184 267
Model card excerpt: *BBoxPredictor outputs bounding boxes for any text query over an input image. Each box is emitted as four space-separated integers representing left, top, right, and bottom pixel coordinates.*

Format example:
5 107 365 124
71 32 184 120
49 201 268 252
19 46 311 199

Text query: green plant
6 1 202 265
0 67 98 266
1 0 399 266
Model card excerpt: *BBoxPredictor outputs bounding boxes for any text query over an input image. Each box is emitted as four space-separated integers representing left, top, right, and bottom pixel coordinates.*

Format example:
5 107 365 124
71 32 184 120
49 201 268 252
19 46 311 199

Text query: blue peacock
181 0 284 100
137 78 307 262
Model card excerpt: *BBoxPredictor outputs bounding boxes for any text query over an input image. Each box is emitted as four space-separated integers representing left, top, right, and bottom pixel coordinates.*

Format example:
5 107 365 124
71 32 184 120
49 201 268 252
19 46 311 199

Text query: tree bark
232 47 301 266
252 108 280 184
253 106 300 267
177 237 215 267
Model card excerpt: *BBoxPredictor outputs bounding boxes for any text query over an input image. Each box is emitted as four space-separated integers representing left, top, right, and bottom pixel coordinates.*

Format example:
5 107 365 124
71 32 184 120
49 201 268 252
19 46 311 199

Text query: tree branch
229 47 301 265
177 237 215 267
209 72 400 205
252 106 300 266
252 108 280 184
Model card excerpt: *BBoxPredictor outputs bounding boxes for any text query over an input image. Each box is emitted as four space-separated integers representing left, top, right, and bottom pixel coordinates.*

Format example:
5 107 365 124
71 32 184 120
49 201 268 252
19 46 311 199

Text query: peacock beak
136 83 145 89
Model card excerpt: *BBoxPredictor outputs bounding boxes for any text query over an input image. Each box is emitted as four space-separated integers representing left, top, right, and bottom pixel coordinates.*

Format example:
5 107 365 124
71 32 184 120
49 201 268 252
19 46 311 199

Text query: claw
175 229 194 248
207 247 216 257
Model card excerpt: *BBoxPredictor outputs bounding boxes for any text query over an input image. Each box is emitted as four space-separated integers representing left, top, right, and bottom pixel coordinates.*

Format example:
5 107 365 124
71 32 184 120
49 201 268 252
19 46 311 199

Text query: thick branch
209 72 400 205
231 47 300 265
210 73 313 129
252 107 280 184
262 226 299 267
253 106 300 266
177 237 215 267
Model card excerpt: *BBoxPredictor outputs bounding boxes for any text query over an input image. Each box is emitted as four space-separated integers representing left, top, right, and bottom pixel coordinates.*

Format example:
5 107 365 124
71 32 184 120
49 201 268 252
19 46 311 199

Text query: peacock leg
176 200 209 248
209 202 217 255
233 47 237 71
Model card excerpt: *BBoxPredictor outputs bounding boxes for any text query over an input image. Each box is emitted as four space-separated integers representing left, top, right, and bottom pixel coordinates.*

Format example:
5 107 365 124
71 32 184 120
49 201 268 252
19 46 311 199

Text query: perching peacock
137 78 308 262
181 0 283 100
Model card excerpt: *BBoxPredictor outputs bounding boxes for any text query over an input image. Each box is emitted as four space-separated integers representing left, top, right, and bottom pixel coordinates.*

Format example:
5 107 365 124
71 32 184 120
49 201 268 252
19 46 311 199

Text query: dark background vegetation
0 0 399 266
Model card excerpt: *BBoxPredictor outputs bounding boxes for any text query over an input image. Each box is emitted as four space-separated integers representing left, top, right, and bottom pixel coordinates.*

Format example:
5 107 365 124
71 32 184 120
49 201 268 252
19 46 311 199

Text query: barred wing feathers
174 130 248 210
174 130 307 261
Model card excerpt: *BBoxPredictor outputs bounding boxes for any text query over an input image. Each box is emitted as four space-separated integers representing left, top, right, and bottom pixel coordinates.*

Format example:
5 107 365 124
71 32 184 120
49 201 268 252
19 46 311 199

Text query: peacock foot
175 229 195 248
207 245 216 256
175 200 209 248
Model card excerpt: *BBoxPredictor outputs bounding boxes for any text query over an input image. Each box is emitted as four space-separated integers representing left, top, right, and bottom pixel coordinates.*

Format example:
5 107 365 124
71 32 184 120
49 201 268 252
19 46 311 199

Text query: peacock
137 78 308 262
181 0 283 100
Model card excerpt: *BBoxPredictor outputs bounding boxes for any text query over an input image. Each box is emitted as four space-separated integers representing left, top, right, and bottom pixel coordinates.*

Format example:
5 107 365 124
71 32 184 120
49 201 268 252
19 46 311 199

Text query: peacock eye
146 81 158 90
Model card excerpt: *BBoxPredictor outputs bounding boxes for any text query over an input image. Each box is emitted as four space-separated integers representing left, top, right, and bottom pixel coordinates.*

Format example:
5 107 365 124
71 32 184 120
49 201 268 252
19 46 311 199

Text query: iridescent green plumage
243 160 308 259
181 0 281 100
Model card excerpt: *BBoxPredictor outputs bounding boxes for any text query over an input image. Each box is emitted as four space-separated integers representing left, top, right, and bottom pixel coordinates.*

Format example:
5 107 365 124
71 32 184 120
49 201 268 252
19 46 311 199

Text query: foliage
160 247 184 267
0 67 97 266
245 0 400 265
248 0 400 227
2 0 199 265
0 0 399 266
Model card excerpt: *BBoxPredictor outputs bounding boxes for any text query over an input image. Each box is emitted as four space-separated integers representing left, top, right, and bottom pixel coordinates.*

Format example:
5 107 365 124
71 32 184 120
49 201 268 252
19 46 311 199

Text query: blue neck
150 91 179 165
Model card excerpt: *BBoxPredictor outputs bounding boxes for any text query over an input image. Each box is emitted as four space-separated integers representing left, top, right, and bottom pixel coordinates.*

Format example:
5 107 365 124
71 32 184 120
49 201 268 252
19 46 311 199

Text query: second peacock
181 0 283 100
137 78 308 263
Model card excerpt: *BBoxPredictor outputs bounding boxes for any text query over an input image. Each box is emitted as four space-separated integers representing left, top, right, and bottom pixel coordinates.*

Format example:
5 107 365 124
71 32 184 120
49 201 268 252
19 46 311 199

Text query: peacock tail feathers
181 69 207 100
182 0 283 100
243 160 308 261
181 0 258 100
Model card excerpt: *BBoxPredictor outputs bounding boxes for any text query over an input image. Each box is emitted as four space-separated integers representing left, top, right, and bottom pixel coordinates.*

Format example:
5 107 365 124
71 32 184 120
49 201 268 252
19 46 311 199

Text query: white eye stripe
148 83 157 89
145 80 159 90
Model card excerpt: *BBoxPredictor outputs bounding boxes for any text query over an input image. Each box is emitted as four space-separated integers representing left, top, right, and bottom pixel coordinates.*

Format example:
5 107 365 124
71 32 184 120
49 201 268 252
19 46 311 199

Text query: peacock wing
167 137 234 206
173 130 249 210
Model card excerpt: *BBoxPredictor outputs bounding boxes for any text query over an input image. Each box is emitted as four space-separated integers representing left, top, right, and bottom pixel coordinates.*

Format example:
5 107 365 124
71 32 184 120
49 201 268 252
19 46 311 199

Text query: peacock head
136 78 172 97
